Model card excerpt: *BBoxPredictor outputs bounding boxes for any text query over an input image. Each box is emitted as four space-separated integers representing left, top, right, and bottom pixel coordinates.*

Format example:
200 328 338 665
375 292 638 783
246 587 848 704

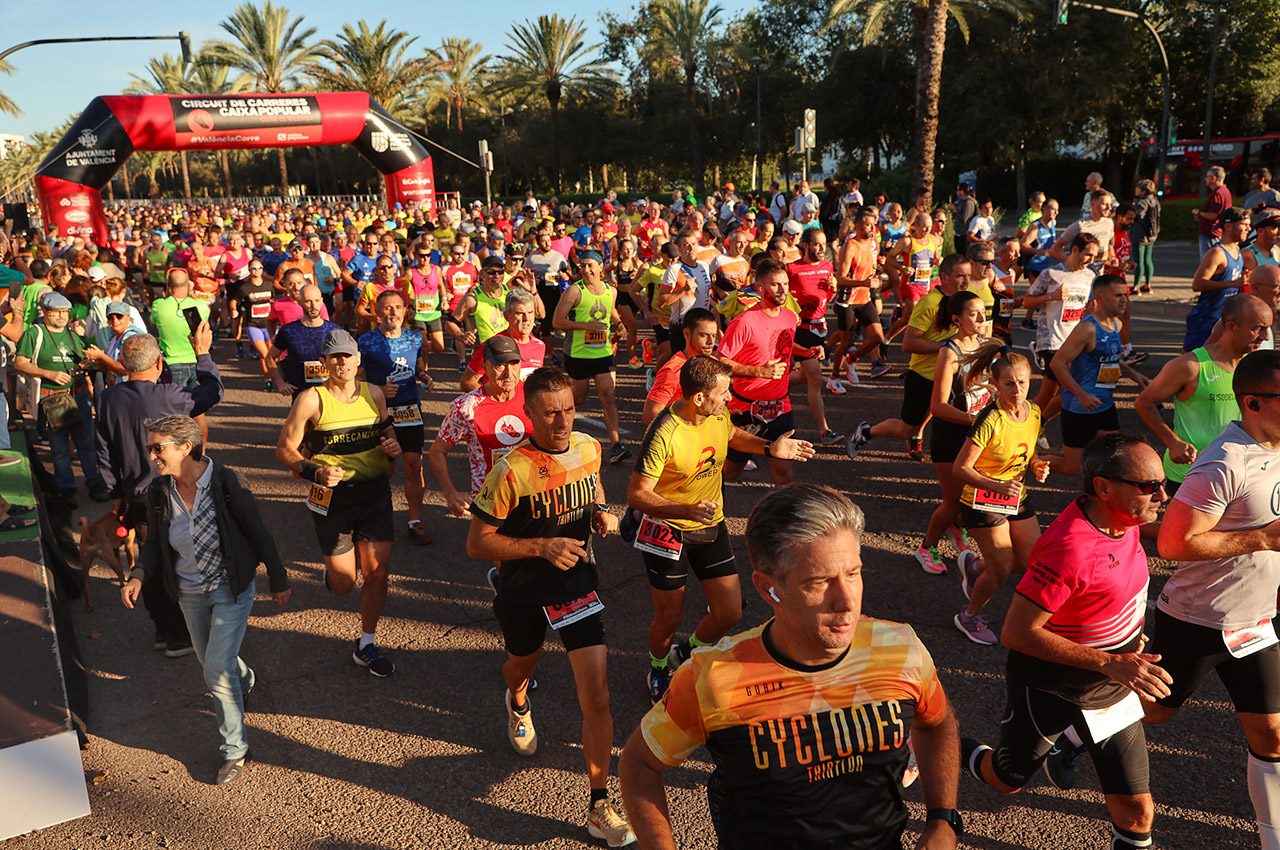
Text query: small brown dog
78 509 136 612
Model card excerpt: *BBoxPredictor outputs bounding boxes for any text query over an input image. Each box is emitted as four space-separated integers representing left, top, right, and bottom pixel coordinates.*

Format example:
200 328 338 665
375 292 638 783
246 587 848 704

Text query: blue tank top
1246 243 1279 268
1025 220 1056 273
1062 316 1122 414
1188 244 1244 322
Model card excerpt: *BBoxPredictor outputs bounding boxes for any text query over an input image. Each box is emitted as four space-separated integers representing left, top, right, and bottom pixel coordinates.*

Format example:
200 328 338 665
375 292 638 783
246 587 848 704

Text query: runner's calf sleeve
1111 825 1152 849
1248 751 1280 850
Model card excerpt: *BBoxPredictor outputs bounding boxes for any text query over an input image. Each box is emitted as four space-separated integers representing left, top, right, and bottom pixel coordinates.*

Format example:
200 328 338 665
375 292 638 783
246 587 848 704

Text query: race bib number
1223 619 1279 658
1096 361 1121 389
250 302 270 319
415 295 434 315
390 404 423 427
304 360 328 384
998 297 1015 318
1061 306 1085 323
543 591 605 630
750 398 785 423
585 329 608 348
306 483 333 516
1079 691 1144 743
913 265 932 283
973 487 1019 515
634 515 683 561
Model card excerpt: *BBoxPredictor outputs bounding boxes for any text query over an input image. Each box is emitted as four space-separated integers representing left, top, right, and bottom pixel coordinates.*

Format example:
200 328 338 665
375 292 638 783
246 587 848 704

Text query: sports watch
926 808 964 836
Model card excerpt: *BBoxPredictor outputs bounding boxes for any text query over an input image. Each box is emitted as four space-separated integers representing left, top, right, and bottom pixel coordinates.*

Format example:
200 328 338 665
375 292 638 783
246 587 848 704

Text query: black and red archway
35 91 436 243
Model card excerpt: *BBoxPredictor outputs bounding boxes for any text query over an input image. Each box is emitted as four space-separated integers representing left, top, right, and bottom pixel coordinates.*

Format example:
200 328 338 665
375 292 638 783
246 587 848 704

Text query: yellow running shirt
960 401 1042 508
635 406 733 531
306 382 389 483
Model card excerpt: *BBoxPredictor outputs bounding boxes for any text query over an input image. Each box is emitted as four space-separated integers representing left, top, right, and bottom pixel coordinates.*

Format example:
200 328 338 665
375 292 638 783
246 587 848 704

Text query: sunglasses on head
1106 476 1166 495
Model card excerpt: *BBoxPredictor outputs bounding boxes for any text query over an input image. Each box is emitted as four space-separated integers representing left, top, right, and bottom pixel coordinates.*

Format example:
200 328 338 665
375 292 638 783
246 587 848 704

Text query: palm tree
496 14 616 191
306 20 434 123
189 53 249 196
828 0 1029 209
204 1 320 194
0 58 20 117
646 0 723 196
427 37 491 132
128 54 196 197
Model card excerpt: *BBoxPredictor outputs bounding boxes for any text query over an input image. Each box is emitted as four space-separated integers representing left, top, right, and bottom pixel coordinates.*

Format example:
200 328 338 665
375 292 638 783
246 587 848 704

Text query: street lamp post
1200 0 1227 200
0 32 192 66
751 56 763 192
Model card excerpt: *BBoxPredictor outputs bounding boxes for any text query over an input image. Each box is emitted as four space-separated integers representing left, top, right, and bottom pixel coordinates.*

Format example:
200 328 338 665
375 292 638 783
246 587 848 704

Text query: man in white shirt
790 180 819 223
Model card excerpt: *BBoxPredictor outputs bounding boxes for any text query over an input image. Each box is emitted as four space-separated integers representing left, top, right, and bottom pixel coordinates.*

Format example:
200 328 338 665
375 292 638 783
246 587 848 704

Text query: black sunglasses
1106 477 1166 495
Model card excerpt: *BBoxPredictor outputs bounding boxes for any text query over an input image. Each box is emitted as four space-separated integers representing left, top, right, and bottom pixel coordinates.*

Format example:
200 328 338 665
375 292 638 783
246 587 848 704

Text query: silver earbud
768 587 780 603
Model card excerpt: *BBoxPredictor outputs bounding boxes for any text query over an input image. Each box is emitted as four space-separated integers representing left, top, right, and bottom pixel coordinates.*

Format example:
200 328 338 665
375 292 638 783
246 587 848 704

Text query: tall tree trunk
120 160 132 200
180 151 192 198
277 148 290 196
549 91 562 193
685 63 704 196
454 97 464 132
220 150 233 197
912 0 949 210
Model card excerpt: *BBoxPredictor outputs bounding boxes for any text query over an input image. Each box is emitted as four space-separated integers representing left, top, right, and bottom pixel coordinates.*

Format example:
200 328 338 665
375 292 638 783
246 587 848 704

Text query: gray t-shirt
1060 217 1115 260
1244 187 1280 212
1159 421 1280 630
525 249 568 289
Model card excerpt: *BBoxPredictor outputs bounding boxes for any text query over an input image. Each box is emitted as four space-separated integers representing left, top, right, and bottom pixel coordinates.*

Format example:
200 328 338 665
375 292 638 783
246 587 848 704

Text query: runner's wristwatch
926 808 964 836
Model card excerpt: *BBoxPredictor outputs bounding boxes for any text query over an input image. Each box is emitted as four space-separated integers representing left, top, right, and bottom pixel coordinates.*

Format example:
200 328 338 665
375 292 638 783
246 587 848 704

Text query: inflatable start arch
35 91 436 243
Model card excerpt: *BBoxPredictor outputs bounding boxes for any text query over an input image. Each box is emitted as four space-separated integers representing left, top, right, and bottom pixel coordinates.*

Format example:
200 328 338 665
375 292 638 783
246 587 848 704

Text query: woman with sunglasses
952 345 1054 646
121 415 290 786
404 242 445 354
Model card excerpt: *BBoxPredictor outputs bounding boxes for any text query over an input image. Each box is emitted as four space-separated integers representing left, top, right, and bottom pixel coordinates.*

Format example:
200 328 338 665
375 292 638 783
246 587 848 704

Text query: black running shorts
1148 607 1280 714
641 521 736 592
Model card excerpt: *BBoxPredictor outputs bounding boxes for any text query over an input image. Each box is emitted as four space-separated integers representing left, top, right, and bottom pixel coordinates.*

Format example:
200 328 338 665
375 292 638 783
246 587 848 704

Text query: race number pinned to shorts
1096 360 1121 389
543 591 605 630
1223 618 1279 658
634 515 683 561
1079 691 1143 743
390 403 423 428
250 302 270 319
306 483 333 516
304 360 328 384
973 487 1020 516
749 398 785 423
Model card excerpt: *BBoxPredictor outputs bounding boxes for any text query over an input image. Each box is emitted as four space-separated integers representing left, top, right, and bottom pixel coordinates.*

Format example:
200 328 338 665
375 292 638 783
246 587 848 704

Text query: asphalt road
16 247 1263 850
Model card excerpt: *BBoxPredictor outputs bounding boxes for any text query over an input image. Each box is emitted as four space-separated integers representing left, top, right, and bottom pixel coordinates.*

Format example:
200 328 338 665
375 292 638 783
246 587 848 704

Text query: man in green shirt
15 291 109 503
15 258 51 330
151 269 211 388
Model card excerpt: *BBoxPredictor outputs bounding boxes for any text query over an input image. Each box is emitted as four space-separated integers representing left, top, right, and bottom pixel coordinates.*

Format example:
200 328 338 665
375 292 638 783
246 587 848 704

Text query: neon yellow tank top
474 284 509 343
568 281 615 359
307 382 388 483
1164 347 1239 483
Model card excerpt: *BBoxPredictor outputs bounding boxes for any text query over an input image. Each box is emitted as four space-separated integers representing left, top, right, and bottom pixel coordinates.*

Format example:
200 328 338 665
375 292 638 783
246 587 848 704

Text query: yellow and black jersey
635 406 733 531
471 431 602 605
305 382 389 484
960 401 1042 508
640 618 946 849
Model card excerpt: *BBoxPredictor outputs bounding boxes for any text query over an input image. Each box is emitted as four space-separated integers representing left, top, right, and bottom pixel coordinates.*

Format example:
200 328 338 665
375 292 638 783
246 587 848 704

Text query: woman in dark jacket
122 414 289 786
1131 178 1161 295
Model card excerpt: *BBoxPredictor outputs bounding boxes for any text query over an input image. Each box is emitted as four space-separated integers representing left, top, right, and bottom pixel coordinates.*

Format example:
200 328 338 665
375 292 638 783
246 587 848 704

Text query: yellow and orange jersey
640 617 946 848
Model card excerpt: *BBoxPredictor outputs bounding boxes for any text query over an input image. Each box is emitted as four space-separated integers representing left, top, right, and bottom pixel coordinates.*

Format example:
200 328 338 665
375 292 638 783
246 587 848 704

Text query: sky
0 0 753 140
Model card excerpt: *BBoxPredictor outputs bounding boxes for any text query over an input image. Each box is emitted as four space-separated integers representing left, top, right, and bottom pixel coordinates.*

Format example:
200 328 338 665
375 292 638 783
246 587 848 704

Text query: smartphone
182 306 202 336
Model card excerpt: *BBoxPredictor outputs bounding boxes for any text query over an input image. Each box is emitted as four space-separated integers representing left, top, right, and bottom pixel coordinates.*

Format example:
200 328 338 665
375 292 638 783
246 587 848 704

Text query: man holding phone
151 268 211 389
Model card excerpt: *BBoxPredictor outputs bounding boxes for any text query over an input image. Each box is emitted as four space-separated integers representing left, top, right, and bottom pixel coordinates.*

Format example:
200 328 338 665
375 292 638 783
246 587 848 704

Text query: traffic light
1054 0 1069 25
803 109 816 150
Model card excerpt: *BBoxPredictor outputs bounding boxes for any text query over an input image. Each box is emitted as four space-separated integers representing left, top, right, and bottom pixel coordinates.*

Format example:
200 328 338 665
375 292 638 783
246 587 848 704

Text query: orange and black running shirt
471 431 601 605
640 618 946 849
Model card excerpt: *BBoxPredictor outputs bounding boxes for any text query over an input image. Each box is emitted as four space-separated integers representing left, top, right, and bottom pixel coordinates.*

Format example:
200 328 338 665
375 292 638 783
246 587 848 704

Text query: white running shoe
845 362 860 385
826 378 848 395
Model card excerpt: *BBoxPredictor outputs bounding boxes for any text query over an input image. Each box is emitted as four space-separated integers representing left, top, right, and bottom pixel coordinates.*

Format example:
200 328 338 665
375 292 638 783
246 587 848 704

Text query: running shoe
486 566 500 595
844 362 860 385
907 436 926 462
914 545 947 575
869 359 893 379
407 522 433 546
352 641 395 677
215 755 248 786
953 610 998 645
1044 739 1082 789
959 551 982 601
504 689 537 757
264 378 275 393
164 638 195 658
846 421 871 458
819 428 845 446
641 339 654 365
627 355 644 370
644 367 655 392
610 443 633 464
646 665 672 705
668 638 691 669
1139 285 1152 295
825 378 848 396
587 799 636 848
947 526 974 561
1122 349 1150 365
1020 317 1037 330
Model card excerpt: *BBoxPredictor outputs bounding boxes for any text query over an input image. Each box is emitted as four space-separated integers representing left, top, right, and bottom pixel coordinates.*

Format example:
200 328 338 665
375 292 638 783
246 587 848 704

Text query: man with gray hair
459 285 546 393
1195 165 1234 256
95 324 223 658
621 483 962 850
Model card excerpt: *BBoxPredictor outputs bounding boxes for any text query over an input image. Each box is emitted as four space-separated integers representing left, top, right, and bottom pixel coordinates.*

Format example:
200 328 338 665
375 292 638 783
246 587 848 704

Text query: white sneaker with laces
845 362 860 385
504 689 537 757
587 798 637 847
826 378 848 395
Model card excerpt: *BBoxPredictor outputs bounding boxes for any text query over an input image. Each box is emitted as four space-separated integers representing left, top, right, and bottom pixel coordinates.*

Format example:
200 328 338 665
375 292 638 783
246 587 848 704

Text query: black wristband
298 460 320 483
761 441 771 457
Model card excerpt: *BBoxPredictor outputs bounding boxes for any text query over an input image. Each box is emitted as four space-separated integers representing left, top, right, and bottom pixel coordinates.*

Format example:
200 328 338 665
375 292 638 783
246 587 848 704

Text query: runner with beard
266 284 339 398
460 287 546 393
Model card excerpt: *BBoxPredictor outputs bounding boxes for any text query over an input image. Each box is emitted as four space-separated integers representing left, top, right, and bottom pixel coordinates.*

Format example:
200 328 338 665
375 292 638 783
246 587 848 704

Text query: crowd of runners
3 166 1280 849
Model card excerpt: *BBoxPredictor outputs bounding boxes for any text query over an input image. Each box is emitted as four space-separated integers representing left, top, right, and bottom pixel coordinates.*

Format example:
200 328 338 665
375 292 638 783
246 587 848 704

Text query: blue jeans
178 583 256 760
41 390 101 493
167 362 198 387
1199 234 1220 257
